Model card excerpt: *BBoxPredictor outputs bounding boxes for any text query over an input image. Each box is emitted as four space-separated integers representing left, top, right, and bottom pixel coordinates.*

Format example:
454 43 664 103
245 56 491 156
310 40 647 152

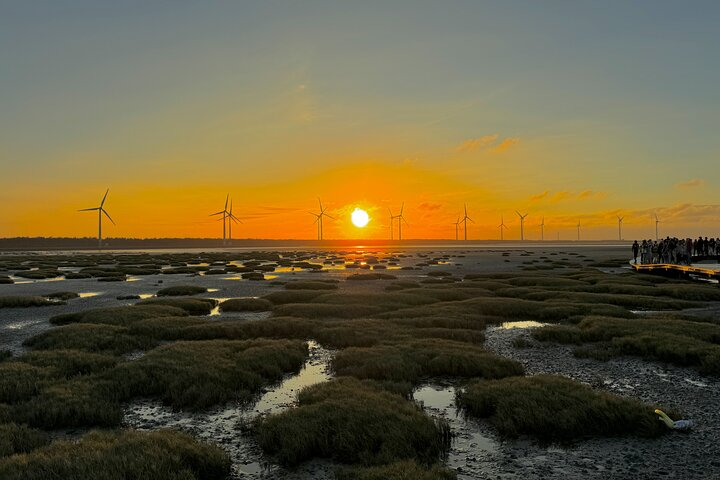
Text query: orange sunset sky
2 2 719 240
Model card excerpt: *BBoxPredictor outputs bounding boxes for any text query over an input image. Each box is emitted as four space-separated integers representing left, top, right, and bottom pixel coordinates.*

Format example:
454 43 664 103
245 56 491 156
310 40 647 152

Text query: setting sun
351 208 370 228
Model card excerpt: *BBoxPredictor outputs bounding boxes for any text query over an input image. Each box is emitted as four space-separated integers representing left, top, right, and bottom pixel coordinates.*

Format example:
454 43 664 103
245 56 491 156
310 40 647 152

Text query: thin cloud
491 137 520 153
675 179 705 189
456 134 498 153
418 202 442 211
529 191 549 202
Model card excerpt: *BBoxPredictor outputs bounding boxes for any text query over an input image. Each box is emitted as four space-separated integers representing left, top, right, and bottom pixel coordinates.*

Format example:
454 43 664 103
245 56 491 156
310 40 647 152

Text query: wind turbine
654 214 660 240
311 198 334 241
540 216 545 241
395 203 408 241
515 211 528 241
498 216 507 241
78 189 115 249
576 220 581 241
460 204 474 241
209 194 230 245
617 215 624 241
227 200 242 244
453 217 461 241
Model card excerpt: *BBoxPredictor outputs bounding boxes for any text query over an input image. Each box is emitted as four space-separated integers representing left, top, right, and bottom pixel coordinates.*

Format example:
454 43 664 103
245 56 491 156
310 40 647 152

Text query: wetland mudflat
1 245 719 479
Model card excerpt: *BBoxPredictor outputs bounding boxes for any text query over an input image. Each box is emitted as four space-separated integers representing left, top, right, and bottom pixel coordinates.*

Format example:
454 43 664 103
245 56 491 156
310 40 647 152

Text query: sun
351 208 370 228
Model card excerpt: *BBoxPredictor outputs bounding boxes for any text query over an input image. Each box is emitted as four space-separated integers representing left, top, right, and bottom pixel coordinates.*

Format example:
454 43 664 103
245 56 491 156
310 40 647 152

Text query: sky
1 1 719 240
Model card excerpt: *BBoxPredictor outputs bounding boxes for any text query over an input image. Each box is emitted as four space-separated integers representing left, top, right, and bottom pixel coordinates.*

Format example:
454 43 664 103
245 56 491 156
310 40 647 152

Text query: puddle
12 277 66 284
497 321 549 329
208 298 231 316
79 292 101 298
138 294 155 299
413 384 500 478
208 288 220 293
123 340 333 479
126 277 142 282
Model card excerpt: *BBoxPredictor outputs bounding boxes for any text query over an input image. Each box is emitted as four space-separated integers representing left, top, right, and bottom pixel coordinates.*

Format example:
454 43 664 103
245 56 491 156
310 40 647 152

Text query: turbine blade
467 217 475 223
324 214 335 220
209 211 225 216
224 194 229 211
78 207 99 212
101 209 115 225
100 189 109 208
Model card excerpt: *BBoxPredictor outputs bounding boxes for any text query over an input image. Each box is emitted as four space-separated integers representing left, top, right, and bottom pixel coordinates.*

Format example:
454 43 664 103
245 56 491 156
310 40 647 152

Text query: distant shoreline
0 237 633 252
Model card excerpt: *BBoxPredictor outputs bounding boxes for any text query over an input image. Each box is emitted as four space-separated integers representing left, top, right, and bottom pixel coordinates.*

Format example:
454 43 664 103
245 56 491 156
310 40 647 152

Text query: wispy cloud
491 137 520 153
456 134 498 152
528 190 607 204
529 191 549 202
418 202 442 211
675 179 705 189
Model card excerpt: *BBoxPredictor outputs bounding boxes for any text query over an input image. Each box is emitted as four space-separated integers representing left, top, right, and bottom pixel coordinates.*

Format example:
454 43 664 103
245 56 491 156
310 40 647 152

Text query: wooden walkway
631 262 720 280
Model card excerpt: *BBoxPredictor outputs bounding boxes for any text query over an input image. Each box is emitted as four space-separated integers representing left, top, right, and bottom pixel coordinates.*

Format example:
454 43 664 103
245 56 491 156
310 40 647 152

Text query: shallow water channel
123 340 334 479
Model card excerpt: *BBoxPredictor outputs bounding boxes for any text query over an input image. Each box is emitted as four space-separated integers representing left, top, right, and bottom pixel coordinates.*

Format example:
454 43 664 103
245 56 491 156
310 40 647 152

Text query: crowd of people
632 237 719 265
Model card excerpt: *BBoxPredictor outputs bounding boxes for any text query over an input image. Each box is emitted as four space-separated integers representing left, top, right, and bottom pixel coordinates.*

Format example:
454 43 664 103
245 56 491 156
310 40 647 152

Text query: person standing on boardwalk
632 240 639 264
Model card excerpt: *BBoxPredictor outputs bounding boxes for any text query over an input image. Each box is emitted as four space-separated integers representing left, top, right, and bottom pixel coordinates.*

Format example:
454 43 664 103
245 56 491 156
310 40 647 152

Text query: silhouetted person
632 240 639 264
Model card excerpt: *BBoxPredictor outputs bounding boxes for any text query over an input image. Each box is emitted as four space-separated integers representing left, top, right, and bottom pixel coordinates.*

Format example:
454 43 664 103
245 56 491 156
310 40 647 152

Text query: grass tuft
458 374 667 441
0 429 230 480
257 378 450 466
156 285 208 296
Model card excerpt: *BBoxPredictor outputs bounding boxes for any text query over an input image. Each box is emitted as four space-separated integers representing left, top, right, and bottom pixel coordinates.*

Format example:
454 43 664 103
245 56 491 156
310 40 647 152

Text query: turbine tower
617 215 624 241
388 207 395 241
78 188 115 249
209 194 230 245
310 212 321 240
540 216 545 241
576 220 581 241
453 217 461 241
311 198 334 241
460 204 474 241
395 203 408 240
654 214 660 240
498 216 507 241
227 200 242 245
515 211 528 241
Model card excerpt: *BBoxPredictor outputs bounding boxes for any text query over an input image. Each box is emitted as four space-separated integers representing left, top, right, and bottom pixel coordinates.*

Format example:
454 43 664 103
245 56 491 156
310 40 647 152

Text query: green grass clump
333 339 523 384
263 290 327 304
156 285 208 296
0 296 59 308
44 291 79 301
337 461 456 480
14 270 62 280
257 378 450 466
285 281 339 290
0 363 49 403
347 273 398 281
136 297 217 315
16 378 122 428
220 298 272 312
50 305 187 326
0 423 50 457
458 374 666 441
533 316 720 374
273 303 385 318
106 339 307 409
19 350 117 377
0 429 230 480
24 324 151 354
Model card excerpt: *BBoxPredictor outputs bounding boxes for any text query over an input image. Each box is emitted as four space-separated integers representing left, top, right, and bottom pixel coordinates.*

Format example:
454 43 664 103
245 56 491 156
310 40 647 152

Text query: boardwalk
631 262 720 281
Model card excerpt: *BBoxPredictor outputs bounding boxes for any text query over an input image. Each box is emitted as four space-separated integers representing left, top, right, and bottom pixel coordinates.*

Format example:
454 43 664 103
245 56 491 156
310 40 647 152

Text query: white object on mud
655 409 693 430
